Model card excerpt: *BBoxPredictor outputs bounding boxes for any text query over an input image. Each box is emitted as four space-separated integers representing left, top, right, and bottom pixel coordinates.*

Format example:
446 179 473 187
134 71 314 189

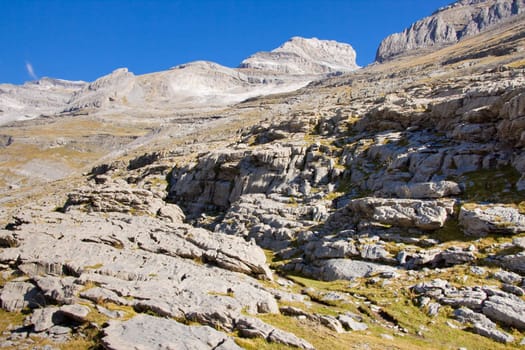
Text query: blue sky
1 0 453 85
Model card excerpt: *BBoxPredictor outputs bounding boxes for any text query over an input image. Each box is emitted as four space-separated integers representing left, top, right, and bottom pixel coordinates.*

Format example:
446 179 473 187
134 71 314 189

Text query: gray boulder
102 314 242 350
497 252 525 274
33 275 77 305
493 269 522 284
0 281 44 312
26 306 61 332
319 259 397 281
346 197 454 230
394 181 461 199
455 307 514 343
236 316 315 350
482 294 525 330
459 205 525 236
338 314 368 331
57 304 90 323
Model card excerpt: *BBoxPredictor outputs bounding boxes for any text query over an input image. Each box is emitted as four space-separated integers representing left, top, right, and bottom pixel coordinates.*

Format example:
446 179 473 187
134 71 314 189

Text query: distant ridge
0 37 358 125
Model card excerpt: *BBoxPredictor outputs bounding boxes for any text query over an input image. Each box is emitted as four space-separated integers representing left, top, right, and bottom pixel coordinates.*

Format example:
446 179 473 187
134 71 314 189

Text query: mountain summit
240 37 359 75
376 0 525 62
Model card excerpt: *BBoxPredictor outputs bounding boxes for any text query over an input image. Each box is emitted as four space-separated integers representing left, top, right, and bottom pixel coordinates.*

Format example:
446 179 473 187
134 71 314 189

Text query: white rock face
0 78 86 125
66 68 142 111
376 0 525 62
137 61 308 107
240 37 359 75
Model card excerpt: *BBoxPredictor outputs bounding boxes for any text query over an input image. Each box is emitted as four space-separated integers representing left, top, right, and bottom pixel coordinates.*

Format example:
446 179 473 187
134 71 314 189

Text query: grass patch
458 166 525 204
431 218 468 243
83 263 104 270
0 309 25 333
234 336 294 350
506 58 525 69
276 272 523 349
208 290 235 298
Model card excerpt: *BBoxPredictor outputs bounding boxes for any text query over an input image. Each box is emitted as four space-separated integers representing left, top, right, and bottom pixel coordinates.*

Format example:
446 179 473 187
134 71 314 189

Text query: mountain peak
239 36 359 75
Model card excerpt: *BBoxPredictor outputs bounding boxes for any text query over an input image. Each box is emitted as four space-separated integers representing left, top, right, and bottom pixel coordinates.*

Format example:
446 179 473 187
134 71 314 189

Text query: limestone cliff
376 0 525 62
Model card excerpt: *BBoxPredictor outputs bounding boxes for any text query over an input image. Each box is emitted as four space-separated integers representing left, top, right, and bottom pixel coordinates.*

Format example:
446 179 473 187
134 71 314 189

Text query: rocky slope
376 0 525 62
1 1 525 349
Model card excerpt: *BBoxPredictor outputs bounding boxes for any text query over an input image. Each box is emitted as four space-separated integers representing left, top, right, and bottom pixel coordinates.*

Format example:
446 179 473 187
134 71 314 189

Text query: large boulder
328 197 454 231
318 258 397 281
482 294 525 330
459 204 525 236
0 281 44 312
101 314 242 350
394 181 461 199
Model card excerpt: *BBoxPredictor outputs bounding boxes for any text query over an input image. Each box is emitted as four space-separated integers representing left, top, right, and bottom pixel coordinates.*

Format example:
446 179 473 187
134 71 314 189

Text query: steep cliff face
239 37 359 75
376 0 525 62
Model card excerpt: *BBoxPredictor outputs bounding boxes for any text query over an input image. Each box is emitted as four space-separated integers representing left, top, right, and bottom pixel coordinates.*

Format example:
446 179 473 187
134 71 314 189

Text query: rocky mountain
0 37 358 126
376 0 525 62
1 1 525 349
239 36 359 75
0 78 86 125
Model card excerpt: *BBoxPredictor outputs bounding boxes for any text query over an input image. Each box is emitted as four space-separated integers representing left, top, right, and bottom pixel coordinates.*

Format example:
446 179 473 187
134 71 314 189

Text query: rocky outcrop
413 279 524 341
240 37 359 75
454 307 514 343
64 180 185 223
168 142 338 217
326 197 454 232
316 259 397 281
376 0 525 62
459 204 525 236
102 314 243 350
0 205 316 347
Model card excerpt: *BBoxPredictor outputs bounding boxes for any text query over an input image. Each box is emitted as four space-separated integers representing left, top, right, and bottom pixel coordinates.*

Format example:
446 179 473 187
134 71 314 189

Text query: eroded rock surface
376 0 525 62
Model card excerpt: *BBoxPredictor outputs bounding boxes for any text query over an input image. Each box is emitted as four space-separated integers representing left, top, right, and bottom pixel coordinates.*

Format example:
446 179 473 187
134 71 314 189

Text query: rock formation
376 0 525 62
240 36 359 75
1 0 525 349
0 78 86 125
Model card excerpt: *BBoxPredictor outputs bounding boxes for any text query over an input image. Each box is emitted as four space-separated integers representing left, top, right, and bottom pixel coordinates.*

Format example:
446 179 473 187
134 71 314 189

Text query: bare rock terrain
1 1 525 349
376 0 525 62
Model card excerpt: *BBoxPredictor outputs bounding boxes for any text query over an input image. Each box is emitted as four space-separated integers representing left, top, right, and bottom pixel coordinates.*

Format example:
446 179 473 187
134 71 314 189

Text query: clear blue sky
1 0 453 85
